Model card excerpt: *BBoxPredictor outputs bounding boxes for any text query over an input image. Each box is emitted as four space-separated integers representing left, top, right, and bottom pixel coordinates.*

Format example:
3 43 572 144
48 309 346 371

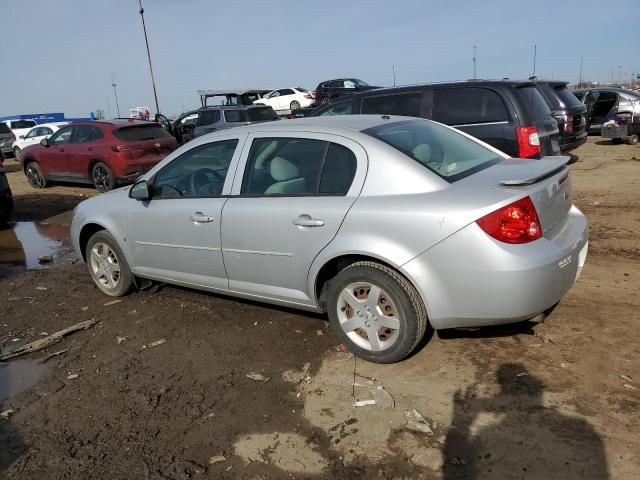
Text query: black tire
91 161 115 192
85 230 134 297
290 100 301 110
628 134 638 145
25 161 49 189
327 261 429 363
13 147 21 163
611 138 623 145
319 96 330 105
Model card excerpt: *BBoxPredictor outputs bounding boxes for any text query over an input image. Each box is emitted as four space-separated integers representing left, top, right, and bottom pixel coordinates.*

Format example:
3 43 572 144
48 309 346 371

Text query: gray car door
126 135 244 289
221 132 367 306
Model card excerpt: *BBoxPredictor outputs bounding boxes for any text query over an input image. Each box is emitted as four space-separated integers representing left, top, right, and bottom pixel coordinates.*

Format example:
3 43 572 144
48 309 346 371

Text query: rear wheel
25 161 48 189
319 96 330 105
290 100 301 110
86 230 133 297
327 261 429 363
627 134 638 145
92 162 115 192
13 147 21 162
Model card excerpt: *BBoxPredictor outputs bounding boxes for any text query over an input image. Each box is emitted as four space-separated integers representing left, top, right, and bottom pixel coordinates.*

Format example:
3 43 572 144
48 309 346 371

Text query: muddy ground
0 137 639 479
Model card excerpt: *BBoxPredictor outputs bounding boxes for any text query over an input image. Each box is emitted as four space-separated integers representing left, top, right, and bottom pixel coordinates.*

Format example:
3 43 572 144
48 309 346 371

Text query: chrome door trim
224 248 293 257
449 121 509 127
135 240 220 252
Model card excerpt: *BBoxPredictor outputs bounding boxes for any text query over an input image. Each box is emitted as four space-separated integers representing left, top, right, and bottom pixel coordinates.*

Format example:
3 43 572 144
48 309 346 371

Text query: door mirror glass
130 180 151 200
40 138 50 147
19 135 25 139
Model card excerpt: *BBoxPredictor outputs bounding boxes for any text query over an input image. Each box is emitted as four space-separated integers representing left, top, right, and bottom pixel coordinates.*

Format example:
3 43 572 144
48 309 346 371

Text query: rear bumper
402 205 588 329
559 130 588 152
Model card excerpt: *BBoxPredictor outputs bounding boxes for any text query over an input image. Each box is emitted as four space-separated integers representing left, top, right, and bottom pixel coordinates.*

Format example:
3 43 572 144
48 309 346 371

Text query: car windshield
354 79 370 87
114 124 172 141
363 120 502 182
10 120 36 129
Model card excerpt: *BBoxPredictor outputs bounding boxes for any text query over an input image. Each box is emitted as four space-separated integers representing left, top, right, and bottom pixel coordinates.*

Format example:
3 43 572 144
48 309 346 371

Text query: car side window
362 92 429 118
318 143 357 194
24 128 39 139
319 101 353 116
152 139 239 199
343 80 357 89
197 110 221 126
432 88 509 125
49 125 74 145
269 91 281 98
72 125 95 143
41 127 53 136
280 89 294 96
241 138 356 196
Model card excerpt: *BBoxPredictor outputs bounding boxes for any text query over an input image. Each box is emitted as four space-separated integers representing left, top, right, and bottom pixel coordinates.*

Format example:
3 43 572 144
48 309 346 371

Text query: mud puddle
0 360 48 404
0 221 71 277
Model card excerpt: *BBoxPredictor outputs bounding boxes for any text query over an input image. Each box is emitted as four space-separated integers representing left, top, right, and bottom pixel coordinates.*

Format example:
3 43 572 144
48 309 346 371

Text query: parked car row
572 87 640 135
0 119 38 158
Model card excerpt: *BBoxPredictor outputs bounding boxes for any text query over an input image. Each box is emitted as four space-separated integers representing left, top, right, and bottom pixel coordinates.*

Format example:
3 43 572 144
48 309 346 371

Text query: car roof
336 79 536 97
32 122 68 128
197 105 274 111
74 119 155 127
197 89 272 96
240 114 416 133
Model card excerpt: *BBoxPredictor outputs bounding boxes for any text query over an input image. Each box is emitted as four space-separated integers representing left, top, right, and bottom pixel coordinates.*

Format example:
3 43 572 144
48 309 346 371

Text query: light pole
618 64 622 85
473 45 477 79
138 0 160 116
579 57 583 89
111 73 121 118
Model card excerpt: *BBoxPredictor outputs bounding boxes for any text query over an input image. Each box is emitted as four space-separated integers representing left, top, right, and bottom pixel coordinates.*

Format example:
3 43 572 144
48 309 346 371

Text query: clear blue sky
1 0 638 118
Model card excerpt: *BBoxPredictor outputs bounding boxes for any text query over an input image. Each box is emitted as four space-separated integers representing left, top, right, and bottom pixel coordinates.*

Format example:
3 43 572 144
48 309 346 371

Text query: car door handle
189 212 214 223
293 214 325 228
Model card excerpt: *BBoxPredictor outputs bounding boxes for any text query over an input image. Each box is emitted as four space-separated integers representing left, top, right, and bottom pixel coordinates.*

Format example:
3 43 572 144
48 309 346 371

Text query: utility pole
138 0 160 115
618 64 622 85
392 65 397 86
473 45 477 79
611 67 614 85
111 73 121 118
579 57 583 89
531 44 537 78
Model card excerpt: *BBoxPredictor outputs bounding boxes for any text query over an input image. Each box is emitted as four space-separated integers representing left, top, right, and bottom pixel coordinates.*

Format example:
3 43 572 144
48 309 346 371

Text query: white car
1 119 37 156
12 122 68 161
254 87 314 112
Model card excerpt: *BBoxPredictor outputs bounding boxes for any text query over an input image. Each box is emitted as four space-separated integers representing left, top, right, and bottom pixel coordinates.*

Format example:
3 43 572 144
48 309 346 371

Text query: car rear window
538 84 584 109
0 124 11 134
363 119 502 182
114 124 172 141
516 86 552 120
10 120 37 129
225 108 280 123
432 88 509 125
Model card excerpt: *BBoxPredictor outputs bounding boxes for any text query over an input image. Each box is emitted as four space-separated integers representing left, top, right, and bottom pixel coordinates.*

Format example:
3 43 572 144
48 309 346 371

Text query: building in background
0 112 92 124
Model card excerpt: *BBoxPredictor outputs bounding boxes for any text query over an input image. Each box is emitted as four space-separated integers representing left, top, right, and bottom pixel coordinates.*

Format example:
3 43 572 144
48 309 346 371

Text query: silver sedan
71 115 588 363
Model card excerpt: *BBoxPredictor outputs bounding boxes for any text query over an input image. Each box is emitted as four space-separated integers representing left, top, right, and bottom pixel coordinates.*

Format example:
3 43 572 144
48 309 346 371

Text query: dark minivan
310 80 561 159
535 80 587 152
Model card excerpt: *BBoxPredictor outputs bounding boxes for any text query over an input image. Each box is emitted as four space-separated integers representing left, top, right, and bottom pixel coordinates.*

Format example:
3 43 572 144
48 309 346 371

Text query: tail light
476 196 542 244
561 115 573 133
314 89 320 98
111 144 143 156
304 93 313 99
287 114 296 119
515 126 540 158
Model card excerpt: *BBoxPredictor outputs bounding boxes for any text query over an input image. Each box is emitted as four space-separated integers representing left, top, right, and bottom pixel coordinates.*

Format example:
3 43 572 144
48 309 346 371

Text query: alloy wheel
290 101 301 110
93 165 111 192
13 147 21 162
89 242 121 290
336 282 400 351
26 164 44 188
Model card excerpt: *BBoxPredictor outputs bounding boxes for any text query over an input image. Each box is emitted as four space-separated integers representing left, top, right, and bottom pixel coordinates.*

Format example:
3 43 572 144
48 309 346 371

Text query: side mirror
129 180 151 200
40 138 50 147
19 135 25 140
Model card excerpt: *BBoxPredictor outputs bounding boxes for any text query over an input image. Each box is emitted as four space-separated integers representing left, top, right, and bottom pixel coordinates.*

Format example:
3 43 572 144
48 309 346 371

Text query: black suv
309 80 561 159
313 78 379 106
535 80 587 152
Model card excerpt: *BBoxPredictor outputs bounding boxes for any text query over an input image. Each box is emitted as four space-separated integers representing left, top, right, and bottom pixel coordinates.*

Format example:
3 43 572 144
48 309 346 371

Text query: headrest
270 156 299 181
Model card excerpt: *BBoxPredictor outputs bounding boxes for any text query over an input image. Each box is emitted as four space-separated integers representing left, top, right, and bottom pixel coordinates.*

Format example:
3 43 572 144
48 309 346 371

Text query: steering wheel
189 168 225 195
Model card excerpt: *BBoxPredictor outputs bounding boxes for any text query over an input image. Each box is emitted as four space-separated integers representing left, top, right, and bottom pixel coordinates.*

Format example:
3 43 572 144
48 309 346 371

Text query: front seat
264 157 306 194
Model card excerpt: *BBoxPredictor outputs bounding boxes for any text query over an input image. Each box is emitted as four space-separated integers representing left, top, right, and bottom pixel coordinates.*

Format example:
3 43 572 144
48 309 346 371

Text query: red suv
21 120 179 192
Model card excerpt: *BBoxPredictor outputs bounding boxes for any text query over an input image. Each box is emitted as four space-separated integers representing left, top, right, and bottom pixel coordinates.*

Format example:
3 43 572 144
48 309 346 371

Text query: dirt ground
0 137 639 479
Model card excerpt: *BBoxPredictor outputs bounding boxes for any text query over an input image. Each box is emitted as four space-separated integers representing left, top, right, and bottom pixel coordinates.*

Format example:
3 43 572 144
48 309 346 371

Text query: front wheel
13 147 21 162
290 100 301 110
628 134 638 145
92 162 115 192
25 162 49 189
86 230 134 297
327 261 429 363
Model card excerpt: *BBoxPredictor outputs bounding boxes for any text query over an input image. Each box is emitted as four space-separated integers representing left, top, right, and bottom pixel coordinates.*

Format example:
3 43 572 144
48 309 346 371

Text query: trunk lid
459 156 573 238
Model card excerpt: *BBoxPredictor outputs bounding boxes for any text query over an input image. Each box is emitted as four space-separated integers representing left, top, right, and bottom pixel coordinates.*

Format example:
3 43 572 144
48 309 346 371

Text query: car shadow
436 320 537 341
442 362 609 479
